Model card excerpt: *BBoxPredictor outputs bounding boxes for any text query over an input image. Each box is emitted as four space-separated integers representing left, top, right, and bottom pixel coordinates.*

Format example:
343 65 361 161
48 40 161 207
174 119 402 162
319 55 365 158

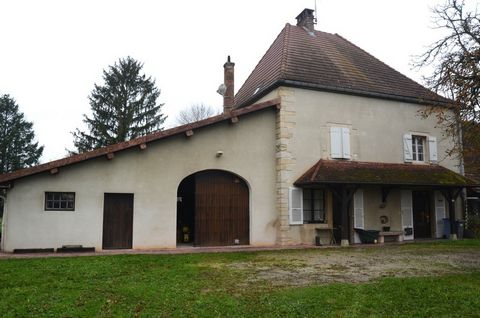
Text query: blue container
442 218 451 239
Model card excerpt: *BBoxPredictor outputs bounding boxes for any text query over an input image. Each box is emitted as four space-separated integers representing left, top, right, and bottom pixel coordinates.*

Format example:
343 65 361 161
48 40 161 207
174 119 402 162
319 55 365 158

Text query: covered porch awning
294 160 477 188
294 160 478 244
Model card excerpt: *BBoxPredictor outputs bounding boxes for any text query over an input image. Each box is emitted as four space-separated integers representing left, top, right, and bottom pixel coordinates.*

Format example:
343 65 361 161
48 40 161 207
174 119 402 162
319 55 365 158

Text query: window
403 134 437 163
330 126 350 159
412 135 426 162
289 187 326 225
302 189 326 223
45 192 75 211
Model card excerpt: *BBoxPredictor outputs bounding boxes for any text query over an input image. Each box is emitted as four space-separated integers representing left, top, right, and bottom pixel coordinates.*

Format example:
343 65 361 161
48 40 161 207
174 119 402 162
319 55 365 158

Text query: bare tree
176 103 220 125
415 0 480 169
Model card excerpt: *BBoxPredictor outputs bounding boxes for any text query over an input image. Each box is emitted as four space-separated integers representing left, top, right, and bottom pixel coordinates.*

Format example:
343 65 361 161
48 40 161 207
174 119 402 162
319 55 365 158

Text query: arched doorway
177 170 249 247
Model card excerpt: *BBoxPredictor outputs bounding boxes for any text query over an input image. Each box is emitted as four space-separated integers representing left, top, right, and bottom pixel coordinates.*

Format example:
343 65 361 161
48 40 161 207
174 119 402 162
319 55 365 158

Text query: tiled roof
295 160 477 187
235 24 450 107
0 98 280 185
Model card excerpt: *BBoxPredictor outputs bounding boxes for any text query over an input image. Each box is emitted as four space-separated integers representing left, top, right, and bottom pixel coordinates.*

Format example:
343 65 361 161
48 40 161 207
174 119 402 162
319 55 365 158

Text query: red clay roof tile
235 24 449 107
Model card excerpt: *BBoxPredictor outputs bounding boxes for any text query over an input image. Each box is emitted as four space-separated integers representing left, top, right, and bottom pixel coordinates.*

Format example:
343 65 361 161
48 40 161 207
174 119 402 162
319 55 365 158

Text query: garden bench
378 231 404 243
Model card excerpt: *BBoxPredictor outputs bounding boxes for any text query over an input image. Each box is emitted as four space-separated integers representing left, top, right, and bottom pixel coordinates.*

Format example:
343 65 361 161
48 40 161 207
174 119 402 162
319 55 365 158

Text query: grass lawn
1 240 479 317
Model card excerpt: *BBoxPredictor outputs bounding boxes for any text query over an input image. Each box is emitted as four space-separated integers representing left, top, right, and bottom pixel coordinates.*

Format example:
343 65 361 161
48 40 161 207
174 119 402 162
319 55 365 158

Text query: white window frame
411 135 426 162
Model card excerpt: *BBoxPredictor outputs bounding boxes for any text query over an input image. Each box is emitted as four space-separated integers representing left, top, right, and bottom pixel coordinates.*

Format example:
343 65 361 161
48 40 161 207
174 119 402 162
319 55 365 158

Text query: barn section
0 100 279 252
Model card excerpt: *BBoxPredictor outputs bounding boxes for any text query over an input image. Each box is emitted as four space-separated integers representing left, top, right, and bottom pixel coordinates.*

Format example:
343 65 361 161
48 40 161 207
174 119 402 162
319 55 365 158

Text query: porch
293 160 478 246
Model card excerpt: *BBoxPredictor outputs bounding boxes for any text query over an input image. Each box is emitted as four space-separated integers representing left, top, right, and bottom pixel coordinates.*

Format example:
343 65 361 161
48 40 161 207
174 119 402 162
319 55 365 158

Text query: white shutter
429 136 438 163
289 187 303 225
401 190 414 240
434 191 446 238
342 127 351 159
353 189 364 244
330 127 343 159
403 134 413 162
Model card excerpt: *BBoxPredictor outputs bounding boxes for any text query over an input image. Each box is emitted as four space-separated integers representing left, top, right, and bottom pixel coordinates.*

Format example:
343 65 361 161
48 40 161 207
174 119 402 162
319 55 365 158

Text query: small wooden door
195 171 249 246
412 191 431 238
102 193 134 249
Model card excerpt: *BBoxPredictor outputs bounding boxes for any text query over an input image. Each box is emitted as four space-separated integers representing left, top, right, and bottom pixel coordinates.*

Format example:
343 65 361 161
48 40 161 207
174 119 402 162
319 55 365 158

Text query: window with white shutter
403 134 413 162
330 126 351 159
289 187 303 225
401 190 414 240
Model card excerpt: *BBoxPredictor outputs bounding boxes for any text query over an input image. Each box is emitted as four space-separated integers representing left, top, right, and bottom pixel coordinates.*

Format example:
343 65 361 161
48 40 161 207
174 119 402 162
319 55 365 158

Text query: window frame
302 188 326 224
411 135 426 162
44 192 76 211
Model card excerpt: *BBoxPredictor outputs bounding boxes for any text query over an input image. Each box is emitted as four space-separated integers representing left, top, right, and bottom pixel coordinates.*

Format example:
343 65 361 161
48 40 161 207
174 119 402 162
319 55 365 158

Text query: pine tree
0 94 44 174
72 57 166 153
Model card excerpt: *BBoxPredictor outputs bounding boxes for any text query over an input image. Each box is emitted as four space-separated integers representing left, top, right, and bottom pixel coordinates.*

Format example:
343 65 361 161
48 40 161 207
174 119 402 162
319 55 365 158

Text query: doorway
102 193 134 249
412 191 432 238
177 170 249 247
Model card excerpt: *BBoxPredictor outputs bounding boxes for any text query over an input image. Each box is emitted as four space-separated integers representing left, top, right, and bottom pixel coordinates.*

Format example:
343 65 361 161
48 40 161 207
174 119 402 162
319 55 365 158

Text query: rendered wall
258 87 462 244
2 109 278 251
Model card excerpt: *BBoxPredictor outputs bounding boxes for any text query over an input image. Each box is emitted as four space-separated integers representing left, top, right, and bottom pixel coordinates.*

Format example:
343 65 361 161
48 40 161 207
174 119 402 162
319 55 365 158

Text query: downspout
0 194 6 251
457 120 468 227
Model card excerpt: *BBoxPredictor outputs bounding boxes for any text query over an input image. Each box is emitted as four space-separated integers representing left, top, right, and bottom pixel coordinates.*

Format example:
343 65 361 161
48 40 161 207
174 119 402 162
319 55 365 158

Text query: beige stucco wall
2 109 278 252
258 87 461 244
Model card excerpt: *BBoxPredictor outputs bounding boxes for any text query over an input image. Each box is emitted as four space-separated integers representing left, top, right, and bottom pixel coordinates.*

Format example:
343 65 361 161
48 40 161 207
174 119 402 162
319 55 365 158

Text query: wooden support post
441 188 463 239
340 186 349 246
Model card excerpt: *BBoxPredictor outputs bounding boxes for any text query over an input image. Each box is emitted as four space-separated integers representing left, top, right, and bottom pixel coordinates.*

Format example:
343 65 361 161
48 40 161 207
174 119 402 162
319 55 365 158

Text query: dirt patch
224 246 480 286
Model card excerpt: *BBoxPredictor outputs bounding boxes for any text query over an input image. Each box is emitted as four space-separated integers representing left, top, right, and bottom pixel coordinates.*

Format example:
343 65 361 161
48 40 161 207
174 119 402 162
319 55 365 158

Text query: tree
176 103 219 125
72 57 166 153
0 94 44 174
415 0 480 165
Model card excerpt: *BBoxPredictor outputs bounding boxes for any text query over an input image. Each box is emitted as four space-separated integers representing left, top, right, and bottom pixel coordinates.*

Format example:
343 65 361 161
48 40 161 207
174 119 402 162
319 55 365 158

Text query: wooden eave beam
50 168 59 175
139 143 147 150
106 153 115 160
185 130 194 137
230 116 239 124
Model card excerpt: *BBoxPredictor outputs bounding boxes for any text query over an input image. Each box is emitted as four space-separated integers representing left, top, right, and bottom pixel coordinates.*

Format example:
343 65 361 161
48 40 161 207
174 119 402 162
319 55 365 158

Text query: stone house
0 9 475 252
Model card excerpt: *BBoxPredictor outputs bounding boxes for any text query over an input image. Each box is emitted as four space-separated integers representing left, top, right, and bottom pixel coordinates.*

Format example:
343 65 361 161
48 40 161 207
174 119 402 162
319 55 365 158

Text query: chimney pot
223 56 235 113
296 8 316 33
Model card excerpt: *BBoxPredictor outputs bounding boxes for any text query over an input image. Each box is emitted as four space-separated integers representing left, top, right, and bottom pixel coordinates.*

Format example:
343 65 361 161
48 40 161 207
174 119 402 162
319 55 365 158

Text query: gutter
0 194 6 251
237 79 452 109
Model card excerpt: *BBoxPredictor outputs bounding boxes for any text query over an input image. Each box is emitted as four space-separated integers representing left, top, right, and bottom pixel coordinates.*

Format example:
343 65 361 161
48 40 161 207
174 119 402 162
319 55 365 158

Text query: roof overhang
294 160 478 188
0 98 281 185
236 79 452 109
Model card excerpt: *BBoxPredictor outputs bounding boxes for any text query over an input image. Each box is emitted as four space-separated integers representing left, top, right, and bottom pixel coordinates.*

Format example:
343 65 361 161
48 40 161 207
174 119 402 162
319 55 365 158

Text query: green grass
0 240 479 317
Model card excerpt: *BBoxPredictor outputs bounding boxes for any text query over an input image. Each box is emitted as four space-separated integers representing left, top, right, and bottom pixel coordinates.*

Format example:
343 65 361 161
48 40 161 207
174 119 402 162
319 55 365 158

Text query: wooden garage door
102 193 134 249
195 171 249 246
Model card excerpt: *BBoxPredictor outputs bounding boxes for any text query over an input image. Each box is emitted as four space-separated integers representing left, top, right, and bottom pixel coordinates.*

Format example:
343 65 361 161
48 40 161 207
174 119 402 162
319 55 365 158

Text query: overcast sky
0 0 454 162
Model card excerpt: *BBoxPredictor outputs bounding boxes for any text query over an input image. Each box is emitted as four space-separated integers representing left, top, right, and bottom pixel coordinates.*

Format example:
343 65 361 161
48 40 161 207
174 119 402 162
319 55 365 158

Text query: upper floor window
45 192 75 211
412 135 426 162
330 126 350 159
403 134 437 163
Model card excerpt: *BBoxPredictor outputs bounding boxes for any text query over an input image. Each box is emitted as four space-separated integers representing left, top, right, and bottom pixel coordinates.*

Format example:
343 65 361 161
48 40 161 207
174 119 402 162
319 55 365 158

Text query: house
0 9 476 252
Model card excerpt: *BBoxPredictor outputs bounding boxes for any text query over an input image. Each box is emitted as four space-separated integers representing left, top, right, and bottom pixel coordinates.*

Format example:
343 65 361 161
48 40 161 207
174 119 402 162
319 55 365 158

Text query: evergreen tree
0 94 44 174
72 57 166 153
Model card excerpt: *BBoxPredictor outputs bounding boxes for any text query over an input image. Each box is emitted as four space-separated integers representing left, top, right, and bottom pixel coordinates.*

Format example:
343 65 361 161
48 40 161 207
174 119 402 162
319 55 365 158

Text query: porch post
340 186 349 247
447 196 457 240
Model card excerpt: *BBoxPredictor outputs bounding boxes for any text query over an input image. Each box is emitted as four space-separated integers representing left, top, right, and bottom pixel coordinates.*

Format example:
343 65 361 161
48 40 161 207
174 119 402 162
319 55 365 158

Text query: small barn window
45 192 75 211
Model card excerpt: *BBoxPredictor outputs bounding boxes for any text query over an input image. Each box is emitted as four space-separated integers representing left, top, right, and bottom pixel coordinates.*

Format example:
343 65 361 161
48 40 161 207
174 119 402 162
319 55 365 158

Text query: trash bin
442 218 451 239
456 220 465 239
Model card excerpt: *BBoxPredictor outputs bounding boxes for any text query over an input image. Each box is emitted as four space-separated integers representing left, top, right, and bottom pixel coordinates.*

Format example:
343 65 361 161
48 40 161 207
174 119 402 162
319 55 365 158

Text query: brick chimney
223 56 235 113
296 8 315 33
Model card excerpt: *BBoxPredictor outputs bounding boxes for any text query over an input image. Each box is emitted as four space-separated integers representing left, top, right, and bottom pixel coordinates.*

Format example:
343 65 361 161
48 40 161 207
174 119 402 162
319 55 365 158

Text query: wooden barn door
195 171 249 246
102 193 134 249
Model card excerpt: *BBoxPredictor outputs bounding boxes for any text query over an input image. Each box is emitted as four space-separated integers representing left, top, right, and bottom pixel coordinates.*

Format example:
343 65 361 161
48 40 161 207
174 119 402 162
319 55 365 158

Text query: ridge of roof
0 98 281 185
235 24 450 108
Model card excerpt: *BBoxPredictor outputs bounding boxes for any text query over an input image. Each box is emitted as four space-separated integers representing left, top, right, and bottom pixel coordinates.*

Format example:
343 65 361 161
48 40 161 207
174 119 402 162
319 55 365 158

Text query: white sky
0 0 452 162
